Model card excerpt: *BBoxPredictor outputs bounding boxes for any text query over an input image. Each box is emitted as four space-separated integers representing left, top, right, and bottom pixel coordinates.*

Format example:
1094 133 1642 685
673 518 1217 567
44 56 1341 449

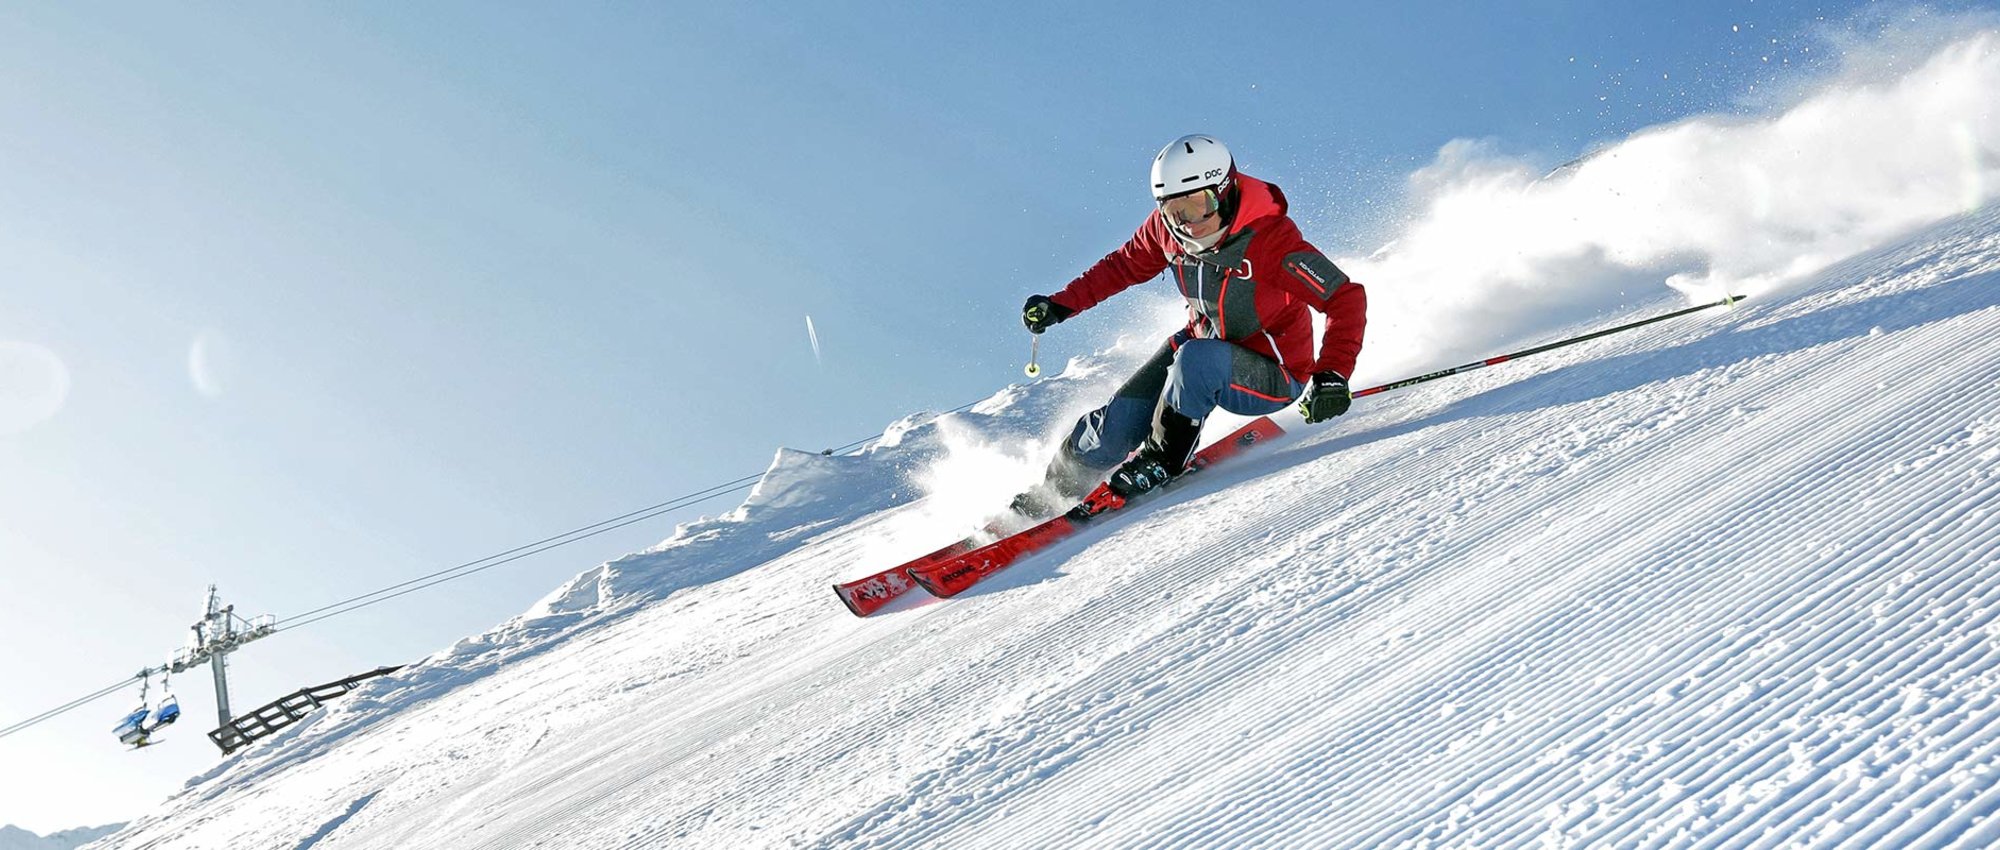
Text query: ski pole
1352 293 1745 399
1025 334 1042 378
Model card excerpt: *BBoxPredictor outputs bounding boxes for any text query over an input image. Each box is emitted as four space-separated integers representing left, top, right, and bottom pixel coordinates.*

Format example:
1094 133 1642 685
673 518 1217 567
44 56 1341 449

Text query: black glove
1022 295 1075 334
1298 371 1352 423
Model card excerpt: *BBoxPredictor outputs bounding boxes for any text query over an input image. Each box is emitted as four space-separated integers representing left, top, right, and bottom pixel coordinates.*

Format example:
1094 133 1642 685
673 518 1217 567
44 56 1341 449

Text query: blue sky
0 0 1947 832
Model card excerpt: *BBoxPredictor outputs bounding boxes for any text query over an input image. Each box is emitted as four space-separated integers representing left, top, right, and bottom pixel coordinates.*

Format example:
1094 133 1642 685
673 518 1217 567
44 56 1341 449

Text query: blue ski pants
1057 332 1303 479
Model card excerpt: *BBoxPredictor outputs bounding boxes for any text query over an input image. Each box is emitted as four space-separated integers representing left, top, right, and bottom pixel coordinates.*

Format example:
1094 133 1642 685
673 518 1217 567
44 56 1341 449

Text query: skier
1012 134 1367 516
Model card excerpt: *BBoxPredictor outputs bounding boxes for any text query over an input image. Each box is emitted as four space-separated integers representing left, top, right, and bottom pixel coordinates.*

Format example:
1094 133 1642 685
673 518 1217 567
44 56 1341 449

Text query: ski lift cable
0 674 146 742
0 470 774 742
272 398 988 632
274 470 767 627
273 476 757 633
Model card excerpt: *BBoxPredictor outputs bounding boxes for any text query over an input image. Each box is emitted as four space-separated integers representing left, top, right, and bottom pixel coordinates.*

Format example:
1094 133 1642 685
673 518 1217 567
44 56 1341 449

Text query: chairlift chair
114 705 152 747
151 693 182 728
151 671 181 728
115 669 168 748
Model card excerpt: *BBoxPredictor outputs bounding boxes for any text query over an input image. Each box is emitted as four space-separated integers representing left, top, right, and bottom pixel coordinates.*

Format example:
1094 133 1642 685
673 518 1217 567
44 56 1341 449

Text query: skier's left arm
1261 224 1367 423
1262 228 1367 380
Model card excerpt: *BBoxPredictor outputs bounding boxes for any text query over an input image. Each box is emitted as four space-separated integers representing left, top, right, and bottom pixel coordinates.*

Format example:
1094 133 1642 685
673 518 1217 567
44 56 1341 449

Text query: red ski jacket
1049 174 1366 382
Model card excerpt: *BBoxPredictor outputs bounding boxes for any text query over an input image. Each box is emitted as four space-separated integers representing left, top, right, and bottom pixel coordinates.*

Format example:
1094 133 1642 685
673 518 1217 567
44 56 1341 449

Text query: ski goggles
1159 186 1222 228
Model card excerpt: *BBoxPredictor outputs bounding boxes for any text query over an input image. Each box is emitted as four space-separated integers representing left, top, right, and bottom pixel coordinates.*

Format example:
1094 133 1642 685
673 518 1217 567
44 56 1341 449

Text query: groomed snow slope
92 201 2000 848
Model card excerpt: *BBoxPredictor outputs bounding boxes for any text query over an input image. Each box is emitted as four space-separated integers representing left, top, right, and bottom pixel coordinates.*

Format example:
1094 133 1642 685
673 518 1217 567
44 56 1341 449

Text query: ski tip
831 585 867 618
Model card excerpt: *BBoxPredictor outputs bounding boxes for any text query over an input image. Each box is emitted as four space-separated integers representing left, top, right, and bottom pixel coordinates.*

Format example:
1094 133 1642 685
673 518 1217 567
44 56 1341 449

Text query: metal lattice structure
208 665 405 755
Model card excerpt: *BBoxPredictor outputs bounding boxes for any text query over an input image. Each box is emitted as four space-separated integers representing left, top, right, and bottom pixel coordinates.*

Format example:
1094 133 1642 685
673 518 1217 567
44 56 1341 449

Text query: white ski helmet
1151 134 1235 200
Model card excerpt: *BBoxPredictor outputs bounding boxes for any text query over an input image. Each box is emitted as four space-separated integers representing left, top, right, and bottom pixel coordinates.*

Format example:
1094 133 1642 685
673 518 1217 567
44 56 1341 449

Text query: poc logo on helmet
1151 133 1236 201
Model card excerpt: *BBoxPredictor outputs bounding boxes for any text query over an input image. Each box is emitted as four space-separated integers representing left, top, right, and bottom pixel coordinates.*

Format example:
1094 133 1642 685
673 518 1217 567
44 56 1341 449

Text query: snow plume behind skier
1011 134 1368 517
1344 25 2000 383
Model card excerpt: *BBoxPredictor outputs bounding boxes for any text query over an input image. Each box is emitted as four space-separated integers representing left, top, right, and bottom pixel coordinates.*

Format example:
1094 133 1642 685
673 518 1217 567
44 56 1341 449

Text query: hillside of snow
88 207 2000 850
91 30 2000 850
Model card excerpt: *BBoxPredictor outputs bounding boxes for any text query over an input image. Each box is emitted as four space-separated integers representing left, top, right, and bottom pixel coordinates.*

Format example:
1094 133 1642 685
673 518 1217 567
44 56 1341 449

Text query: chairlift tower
168 585 275 749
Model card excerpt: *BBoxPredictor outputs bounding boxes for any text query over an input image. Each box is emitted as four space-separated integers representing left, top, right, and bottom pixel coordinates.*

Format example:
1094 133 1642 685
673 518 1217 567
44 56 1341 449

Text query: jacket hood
1176 173 1287 264
1227 173 1288 237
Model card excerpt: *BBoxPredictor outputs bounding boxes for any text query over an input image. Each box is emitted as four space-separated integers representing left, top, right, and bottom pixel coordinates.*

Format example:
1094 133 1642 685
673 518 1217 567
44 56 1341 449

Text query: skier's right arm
1042 212 1174 317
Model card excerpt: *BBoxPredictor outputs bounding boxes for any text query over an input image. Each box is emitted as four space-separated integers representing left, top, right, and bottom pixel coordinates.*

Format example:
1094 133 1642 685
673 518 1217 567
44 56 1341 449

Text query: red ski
908 416 1283 600
832 528 996 617
833 416 1284 615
